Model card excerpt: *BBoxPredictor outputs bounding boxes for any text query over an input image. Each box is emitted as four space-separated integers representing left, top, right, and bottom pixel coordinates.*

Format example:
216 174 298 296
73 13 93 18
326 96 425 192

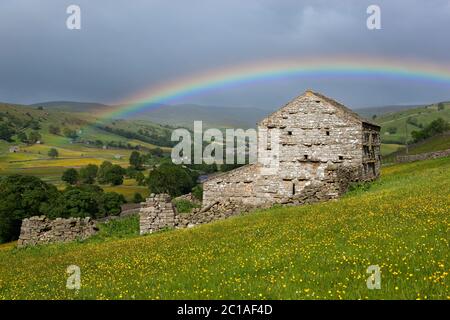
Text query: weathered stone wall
175 200 256 228
396 148 450 163
139 194 176 235
17 216 98 247
202 164 259 207
139 194 257 234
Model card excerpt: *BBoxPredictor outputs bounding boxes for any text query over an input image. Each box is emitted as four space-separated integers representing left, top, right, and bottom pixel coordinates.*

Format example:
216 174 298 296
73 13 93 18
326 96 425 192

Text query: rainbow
99 56 450 120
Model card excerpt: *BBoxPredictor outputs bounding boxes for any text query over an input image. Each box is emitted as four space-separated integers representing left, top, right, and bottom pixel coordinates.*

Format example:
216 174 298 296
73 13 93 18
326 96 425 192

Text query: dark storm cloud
0 0 449 108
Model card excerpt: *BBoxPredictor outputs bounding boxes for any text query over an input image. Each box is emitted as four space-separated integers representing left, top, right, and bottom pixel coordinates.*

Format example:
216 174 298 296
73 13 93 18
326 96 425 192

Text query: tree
105 165 125 186
135 171 145 186
133 192 144 203
100 192 126 216
62 168 79 185
79 164 98 184
0 123 16 142
63 128 78 139
147 163 196 197
28 120 41 130
0 175 58 242
97 161 113 184
411 118 450 143
45 185 124 219
28 131 42 144
46 187 100 219
48 125 61 135
17 131 28 143
437 102 445 111
97 161 124 185
48 148 59 158
129 151 143 170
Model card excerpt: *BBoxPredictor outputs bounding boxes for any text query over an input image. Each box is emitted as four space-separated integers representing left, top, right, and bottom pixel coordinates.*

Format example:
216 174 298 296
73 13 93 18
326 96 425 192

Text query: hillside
0 102 172 196
0 157 448 299
133 104 270 129
355 104 423 119
374 101 450 144
31 101 111 113
35 101 271 129
382 132 450 163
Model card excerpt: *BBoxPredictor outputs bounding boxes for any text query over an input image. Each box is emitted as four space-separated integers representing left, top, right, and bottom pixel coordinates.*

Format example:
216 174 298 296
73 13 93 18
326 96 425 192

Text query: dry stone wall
139 194 257 235
139 194 176 235
17 216 98 247
396 148 450 163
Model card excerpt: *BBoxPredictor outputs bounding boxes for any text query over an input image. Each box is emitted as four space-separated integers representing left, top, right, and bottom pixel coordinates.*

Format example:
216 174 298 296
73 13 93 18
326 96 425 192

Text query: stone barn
203 90 381 207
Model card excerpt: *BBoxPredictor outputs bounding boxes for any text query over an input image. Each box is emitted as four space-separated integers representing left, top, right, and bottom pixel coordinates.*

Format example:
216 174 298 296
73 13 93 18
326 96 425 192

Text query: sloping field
0 158 448 300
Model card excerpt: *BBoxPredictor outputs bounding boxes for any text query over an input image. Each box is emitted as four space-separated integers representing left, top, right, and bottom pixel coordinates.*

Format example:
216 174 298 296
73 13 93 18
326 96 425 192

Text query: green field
0 102 173 196
375 102 450 144
382 133 450 164
380 143 404 156
0 157 448 300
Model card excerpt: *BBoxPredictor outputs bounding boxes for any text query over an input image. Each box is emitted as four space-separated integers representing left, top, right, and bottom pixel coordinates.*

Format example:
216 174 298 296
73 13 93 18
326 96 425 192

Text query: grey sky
0 0 449 109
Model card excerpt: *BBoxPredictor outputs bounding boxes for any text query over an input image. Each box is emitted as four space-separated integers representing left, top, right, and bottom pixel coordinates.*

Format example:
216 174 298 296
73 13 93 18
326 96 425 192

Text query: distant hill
373 101 450 144
354 104 423 119
0 102 174 152
32 101 271 129
35 99 436 130
135 104 270 129
31 101 111 113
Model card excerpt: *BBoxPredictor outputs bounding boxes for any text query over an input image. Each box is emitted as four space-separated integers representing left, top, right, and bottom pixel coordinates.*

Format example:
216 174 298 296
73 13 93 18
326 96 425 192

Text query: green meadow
0 157 448 300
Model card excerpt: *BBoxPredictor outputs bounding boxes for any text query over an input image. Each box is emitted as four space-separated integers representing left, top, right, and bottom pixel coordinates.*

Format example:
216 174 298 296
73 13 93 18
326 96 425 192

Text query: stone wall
202 164 259 207
139 194 257 235
139 194 176 235
17 216 98 247
396 148 450 163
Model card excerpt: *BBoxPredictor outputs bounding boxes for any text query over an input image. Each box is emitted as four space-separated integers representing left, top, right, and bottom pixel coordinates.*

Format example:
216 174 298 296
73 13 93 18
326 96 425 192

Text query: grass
91 215 140 241
382 133 450 163
173 199 201 213
380 143 404 156
102 185 150 202
0 157 448 300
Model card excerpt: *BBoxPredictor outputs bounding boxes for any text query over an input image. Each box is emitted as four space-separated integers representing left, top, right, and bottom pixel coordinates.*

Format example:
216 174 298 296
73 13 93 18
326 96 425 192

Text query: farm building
203 90 381 207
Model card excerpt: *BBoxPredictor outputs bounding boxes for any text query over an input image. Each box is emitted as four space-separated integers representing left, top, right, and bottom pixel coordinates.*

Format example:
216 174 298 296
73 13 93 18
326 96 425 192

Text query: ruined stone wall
396 148 450 163
175 200 256 228
17 216 98 247
139 194 258 234
139 194 176 235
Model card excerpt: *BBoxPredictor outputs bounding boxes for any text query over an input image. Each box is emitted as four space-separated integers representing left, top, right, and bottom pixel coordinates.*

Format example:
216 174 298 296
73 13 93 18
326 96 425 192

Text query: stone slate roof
311 91 380 128
258 90 380 128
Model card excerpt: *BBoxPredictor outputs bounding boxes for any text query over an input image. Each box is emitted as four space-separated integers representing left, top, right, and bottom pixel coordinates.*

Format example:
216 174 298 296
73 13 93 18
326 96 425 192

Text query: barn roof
259 90 380 128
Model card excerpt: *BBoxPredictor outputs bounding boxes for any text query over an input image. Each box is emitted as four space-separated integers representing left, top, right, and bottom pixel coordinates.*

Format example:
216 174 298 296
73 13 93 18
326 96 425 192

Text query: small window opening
288 131 293 136
315 100 321 103
304 155 308 160
326 131 330 136
339 156 344 160
292 183 296 195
